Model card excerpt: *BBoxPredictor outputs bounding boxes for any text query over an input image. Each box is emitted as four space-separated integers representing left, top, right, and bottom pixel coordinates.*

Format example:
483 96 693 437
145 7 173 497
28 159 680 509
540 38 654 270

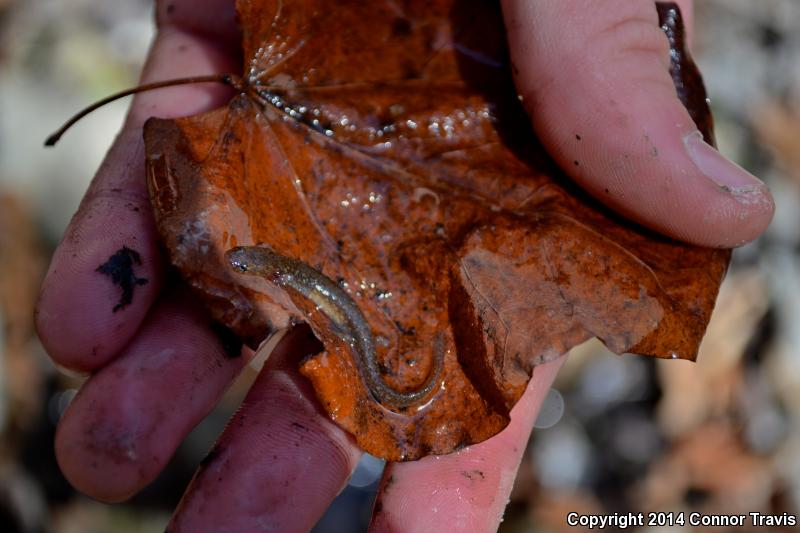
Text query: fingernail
684 131 765 194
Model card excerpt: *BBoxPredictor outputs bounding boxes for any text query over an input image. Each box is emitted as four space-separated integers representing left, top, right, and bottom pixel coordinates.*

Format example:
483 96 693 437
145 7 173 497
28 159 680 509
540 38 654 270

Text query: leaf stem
44 73 241 146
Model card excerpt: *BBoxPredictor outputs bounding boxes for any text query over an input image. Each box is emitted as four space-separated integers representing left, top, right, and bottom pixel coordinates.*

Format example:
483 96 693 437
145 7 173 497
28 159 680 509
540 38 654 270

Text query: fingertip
371 356 566 532
54 420 138 503
37 239 162 372
681 132 775 247
37 15 242 372
54 295 249 502
168 327 361 533
35 137 164 371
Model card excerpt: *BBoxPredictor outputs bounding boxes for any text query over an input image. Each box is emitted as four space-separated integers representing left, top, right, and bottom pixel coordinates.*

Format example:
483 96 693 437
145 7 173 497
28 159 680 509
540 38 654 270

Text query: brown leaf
143 1 729 460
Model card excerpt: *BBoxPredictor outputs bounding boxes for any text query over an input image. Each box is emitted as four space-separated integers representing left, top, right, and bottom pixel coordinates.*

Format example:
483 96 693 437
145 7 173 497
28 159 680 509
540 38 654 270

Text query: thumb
501 0 774 248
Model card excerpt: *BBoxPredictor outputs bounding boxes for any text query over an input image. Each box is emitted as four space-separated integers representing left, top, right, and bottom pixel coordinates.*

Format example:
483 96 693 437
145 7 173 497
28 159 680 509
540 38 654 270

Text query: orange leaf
144 0 729 460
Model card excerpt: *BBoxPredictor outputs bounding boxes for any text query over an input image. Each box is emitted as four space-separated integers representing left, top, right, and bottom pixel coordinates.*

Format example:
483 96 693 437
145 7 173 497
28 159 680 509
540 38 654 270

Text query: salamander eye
224 247 250 273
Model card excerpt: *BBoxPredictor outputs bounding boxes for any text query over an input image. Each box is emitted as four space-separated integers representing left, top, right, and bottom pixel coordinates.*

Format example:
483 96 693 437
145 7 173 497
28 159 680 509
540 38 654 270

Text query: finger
167 326 362 533
501 0 773 248
36 0 240 372
370 356 565 532
54 287 249 503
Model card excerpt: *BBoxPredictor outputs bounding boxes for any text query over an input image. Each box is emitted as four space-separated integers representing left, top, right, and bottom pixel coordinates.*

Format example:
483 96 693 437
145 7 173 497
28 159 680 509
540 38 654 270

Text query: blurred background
1 0 799 531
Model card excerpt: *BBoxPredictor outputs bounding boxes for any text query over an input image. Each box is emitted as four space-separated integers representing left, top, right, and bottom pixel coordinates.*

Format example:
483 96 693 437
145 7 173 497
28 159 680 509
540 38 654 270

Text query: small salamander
226 245 442 410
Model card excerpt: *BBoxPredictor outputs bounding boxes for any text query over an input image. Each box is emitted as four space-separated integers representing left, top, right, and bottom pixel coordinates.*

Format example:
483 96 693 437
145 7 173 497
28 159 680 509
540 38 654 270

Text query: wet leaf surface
144 0 729 460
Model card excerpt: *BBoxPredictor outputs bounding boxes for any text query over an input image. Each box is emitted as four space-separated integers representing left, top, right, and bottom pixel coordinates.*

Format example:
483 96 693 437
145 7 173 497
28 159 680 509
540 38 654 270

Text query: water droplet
534 388 564 429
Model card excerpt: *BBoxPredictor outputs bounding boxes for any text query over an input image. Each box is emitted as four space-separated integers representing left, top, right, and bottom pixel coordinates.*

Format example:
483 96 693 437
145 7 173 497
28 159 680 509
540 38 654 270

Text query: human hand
36 0 773 531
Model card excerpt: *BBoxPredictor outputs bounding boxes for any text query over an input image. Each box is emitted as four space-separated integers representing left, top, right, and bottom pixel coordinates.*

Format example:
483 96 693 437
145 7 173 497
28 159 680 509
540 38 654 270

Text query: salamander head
225 245 288 280
225 246 255 273
226 245 283 276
